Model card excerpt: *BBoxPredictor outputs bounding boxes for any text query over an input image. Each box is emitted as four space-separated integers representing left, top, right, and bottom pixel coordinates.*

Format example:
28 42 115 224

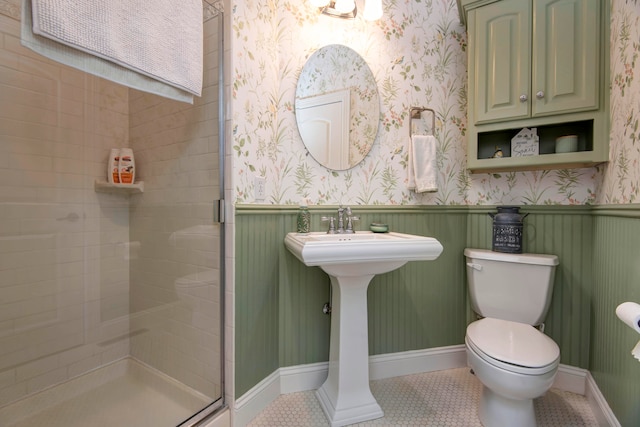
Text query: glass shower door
126 4 225 425
0 1 223 426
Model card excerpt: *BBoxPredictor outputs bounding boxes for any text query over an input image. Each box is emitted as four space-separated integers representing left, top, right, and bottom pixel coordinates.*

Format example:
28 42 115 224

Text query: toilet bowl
464 248 560 427
466 318 560 427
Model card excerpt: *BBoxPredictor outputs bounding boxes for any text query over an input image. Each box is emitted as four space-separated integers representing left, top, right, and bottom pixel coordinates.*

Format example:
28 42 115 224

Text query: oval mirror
295 45 380 170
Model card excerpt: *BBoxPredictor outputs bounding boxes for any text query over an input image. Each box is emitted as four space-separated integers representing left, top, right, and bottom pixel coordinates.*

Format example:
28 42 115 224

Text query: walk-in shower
0 1 225 426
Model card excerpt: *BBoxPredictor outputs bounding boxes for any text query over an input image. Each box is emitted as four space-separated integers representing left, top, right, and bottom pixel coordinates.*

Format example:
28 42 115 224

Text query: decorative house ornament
511 128 539 157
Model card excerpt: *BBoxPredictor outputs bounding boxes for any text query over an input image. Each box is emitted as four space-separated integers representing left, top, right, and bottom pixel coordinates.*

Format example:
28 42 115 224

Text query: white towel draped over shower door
22 0 203 103
408 134 438 193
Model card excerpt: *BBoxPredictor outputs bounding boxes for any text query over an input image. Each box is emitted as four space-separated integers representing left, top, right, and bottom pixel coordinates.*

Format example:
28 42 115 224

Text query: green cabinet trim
457 0 500 26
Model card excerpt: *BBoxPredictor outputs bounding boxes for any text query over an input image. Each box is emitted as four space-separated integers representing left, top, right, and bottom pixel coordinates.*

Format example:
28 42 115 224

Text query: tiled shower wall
0 7 131 407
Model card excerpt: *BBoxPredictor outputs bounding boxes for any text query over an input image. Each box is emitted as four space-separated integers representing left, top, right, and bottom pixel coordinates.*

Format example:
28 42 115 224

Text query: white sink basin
284 231 443 276
284 230 443 426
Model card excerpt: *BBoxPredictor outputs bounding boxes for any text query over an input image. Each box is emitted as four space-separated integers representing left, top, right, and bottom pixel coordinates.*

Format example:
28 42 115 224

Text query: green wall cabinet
458 0 610 173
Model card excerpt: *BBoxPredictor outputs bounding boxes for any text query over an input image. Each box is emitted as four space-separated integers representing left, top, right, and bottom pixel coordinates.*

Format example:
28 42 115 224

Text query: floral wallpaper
231 0 637 206
600 0 640 204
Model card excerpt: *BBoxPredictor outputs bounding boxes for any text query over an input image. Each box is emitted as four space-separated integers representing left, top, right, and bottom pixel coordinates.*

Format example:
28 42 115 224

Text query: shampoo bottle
108 148 120 184
118 148 135 184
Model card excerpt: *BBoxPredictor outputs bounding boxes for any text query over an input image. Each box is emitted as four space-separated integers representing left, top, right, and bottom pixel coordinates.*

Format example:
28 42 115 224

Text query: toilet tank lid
464 248 558 266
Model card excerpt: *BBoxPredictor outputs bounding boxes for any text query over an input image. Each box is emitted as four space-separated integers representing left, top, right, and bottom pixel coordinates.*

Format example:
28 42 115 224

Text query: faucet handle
345 215 359 233
321 216 337 234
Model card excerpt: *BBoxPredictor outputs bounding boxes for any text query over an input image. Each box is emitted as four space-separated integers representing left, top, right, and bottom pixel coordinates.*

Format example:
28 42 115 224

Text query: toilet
464 248 560 427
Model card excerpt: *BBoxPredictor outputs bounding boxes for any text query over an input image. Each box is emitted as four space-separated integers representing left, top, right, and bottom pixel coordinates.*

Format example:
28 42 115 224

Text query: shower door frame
180 6 227 427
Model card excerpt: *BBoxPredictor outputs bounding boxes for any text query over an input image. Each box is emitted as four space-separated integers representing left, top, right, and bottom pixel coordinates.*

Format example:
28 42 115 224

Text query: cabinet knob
536 91 545 99
519 94 528 102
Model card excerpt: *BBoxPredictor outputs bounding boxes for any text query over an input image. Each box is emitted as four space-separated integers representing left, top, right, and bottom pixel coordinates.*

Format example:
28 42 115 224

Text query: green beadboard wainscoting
235 204 640 427
235 209 283 398
591 206 640 427
235 205 469 397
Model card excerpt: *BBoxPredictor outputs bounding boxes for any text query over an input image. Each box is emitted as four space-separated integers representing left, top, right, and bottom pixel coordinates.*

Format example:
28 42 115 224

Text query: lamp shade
363 0 382 20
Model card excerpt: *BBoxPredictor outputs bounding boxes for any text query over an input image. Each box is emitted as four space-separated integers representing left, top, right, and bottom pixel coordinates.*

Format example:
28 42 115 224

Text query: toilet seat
466 318 560 375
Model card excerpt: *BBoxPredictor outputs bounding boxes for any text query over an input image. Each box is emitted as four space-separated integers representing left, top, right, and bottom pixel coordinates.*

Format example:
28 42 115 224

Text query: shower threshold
0 357 211 427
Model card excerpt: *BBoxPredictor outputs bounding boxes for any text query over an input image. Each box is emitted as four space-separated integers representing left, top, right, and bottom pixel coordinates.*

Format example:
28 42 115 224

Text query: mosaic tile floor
247 368 599 426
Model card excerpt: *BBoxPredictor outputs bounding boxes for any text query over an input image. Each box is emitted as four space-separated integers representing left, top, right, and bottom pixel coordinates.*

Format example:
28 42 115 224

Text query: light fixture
362 0 382 21
311 0 382 21
312 0 356 20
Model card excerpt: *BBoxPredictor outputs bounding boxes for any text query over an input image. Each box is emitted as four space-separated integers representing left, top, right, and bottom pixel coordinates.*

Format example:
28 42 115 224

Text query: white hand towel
408 135 438 193
22 0 202 103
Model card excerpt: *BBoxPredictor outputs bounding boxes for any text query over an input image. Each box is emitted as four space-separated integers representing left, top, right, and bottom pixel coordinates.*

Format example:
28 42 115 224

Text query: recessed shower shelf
94 180 144 194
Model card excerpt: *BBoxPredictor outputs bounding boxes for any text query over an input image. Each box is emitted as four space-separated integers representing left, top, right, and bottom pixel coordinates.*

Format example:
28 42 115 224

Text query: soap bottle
118 148 135 184
297 202 310 234
108 148 120 184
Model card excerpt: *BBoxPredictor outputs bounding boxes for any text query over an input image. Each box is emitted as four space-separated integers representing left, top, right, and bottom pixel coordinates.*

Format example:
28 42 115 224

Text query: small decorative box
511 128 539 157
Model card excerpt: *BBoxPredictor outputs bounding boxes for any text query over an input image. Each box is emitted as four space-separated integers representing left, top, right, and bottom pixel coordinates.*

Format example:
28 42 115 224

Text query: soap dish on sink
370 223 389 233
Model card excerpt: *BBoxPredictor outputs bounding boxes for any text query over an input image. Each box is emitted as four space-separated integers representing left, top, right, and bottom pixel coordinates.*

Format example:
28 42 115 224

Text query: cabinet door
472 0 531 124
532 0 599 116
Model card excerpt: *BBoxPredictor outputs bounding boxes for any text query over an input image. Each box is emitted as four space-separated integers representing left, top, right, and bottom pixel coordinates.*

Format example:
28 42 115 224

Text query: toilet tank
464 248 559 325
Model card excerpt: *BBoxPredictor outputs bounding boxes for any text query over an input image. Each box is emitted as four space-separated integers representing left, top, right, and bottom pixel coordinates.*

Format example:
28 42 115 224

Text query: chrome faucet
322 206 359 234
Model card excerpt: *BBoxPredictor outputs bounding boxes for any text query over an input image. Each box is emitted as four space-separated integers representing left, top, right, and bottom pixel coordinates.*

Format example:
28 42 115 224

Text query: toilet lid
467 318 560 368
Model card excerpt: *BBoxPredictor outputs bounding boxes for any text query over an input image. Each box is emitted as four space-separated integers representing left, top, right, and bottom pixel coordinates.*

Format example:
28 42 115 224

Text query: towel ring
409 107 436 139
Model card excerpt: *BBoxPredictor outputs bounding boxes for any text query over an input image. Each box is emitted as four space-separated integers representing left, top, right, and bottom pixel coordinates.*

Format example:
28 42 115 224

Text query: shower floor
0 358 211 427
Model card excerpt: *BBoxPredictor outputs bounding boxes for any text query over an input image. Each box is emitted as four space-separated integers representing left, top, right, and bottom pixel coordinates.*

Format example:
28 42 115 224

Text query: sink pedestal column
316 273 383 427
283 231 443 426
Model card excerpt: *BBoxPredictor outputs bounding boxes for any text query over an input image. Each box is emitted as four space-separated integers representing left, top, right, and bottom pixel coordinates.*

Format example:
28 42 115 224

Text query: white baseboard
553 363 588 395
233 345 619 427
585 371 621 427
233 370 280 427
234 345 467 426
550 365 619 426
279 361 328 394
369 344 467 380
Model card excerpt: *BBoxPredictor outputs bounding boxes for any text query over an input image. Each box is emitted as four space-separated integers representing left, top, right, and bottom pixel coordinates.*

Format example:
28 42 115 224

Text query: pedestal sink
284 231 443 426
